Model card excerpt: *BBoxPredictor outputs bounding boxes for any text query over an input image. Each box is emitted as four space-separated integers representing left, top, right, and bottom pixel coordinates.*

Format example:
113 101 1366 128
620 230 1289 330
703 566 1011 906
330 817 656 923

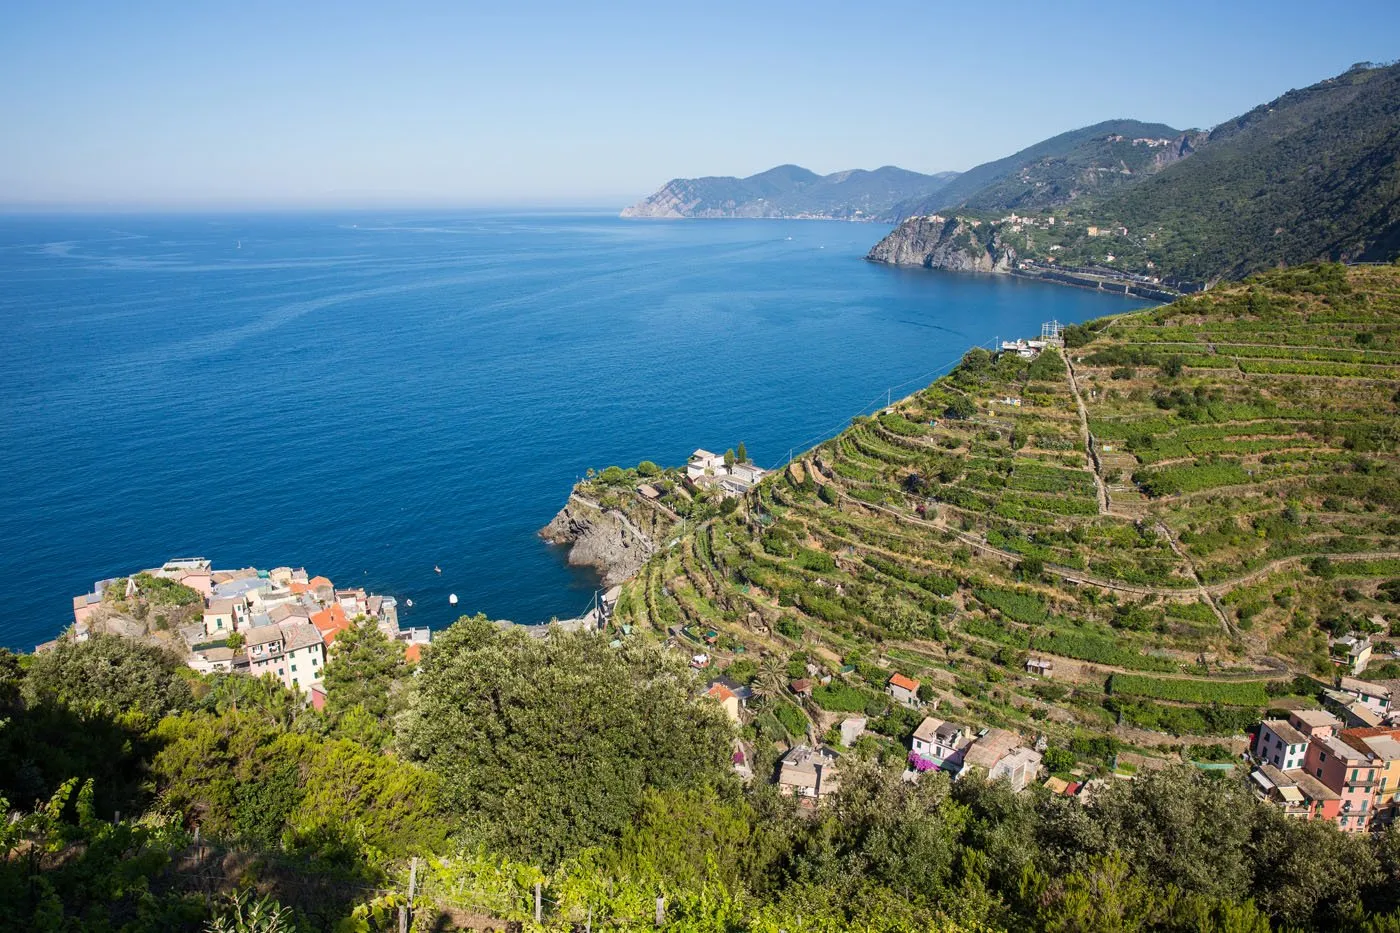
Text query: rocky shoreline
538 493 659 587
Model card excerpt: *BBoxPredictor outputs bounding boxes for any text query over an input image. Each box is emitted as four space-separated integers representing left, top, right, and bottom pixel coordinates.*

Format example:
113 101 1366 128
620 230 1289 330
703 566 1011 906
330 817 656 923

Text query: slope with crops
611 263 1400 754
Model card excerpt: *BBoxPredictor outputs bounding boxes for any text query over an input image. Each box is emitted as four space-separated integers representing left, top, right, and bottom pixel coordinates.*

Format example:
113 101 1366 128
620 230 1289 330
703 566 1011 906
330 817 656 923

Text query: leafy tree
23 634 191 719
397 615 731 865
725 448 736 468
0 648 21 711
945 396 977 421
599 465 627 484
225 631 245 652
737 442 748 464
636 460 661 477
723 657 758 684
321 618 405 728
608 786 756 890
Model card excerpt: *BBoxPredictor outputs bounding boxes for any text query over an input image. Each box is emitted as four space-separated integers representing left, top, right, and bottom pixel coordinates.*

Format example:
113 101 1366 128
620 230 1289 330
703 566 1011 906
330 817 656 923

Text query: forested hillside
872 63 1400 287
893 119 1191 218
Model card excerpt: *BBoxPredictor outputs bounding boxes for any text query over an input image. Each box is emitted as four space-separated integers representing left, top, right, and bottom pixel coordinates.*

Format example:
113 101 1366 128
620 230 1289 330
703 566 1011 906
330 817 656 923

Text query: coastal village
63 557 430 708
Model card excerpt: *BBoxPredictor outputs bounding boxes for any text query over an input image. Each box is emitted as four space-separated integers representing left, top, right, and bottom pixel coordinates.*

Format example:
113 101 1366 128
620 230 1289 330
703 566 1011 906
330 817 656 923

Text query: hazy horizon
3 0 1398 210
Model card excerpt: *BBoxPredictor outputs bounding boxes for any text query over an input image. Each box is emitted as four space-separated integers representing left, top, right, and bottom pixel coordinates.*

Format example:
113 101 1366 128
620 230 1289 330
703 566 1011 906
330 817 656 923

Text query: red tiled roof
707 682 737 701
889 673 920 692
311 604 350 644
308 575 333 590
1344 726 1400 740
790 678 812 693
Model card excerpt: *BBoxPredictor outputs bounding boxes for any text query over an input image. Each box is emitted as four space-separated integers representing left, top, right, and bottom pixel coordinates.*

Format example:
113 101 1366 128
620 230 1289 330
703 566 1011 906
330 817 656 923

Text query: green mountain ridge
621 164 960 221
894 119 1192 217
871 62 1400 287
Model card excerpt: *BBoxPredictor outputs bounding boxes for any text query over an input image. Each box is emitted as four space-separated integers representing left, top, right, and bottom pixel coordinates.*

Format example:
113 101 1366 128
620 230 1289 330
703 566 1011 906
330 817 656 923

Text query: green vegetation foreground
8 622 1400 932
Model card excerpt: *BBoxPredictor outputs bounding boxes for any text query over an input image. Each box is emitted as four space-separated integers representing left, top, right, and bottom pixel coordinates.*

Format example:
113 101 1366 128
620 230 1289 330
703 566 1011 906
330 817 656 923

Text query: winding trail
821 471 1400 599
1063 354 1109 514
1156 521 1236 638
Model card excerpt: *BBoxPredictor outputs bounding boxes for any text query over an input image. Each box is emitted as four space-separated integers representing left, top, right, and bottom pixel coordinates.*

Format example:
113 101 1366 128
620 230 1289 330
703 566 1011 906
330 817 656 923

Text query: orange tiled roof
289 581 310 595
404 643 422 664
311 604 350 643
707 682 737 701
308 575 334 590
889 673 920 692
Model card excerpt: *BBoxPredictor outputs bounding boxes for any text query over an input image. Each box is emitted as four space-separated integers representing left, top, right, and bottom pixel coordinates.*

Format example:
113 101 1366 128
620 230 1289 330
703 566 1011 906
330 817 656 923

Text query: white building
911 717 970 771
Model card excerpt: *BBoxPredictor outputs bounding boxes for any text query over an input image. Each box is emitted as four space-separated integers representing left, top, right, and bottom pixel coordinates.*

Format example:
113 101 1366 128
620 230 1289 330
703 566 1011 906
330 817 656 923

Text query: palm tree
753 654 788 705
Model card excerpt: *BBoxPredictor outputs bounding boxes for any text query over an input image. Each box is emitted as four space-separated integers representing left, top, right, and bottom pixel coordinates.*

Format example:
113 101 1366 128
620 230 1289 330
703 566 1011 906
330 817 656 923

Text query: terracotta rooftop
889 673 920 692
311 604 351 643
707 682 737 701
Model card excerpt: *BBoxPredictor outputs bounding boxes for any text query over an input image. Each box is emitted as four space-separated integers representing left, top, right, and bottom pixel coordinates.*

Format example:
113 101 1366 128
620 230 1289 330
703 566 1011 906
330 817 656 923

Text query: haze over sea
0 211 1148 649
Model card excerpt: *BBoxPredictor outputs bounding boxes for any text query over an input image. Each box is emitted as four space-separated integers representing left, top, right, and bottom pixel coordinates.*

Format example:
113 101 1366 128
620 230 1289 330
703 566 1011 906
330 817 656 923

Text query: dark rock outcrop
865 216 1017 273
539 495 658 586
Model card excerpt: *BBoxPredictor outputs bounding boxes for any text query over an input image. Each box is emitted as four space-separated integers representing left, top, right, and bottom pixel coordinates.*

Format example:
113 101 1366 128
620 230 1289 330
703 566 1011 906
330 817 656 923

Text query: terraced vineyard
609 263 1400 766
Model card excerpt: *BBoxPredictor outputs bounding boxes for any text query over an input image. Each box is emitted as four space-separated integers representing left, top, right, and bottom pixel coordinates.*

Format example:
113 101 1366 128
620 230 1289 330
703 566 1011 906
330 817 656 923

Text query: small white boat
405 598 414 608
434 565 442 574
448 593 458 605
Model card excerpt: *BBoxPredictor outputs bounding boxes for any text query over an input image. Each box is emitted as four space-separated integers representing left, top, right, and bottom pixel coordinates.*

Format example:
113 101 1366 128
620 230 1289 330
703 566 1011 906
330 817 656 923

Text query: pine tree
736 441 747 464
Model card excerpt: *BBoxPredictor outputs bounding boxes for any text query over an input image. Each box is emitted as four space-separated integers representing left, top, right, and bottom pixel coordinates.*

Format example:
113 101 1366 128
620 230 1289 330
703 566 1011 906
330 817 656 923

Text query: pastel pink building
1304 733 1378 832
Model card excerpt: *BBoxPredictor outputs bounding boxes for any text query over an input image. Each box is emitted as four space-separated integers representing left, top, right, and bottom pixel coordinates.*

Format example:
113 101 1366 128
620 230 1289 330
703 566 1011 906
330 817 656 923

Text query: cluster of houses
998 320 1065 360
685 449 766 498
1250 676 1400 832
68 557 428 707
704 666 1047 806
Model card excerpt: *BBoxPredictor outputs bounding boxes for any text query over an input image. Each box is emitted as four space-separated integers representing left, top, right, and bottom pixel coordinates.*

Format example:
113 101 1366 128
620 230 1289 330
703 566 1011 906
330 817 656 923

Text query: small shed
1026 658 1054 677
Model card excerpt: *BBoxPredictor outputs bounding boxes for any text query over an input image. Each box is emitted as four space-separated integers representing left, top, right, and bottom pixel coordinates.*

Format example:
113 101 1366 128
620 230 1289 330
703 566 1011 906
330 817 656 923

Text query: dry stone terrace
605 263 1400 780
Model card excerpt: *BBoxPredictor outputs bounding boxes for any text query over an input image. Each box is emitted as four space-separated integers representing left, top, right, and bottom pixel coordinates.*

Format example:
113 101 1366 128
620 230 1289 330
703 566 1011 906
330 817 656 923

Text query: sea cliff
865 215 1017 273
539 492 667 586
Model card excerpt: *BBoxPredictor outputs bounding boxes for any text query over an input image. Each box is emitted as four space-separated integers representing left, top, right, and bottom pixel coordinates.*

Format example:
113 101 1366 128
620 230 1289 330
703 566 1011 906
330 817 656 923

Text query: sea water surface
0 211 1148 648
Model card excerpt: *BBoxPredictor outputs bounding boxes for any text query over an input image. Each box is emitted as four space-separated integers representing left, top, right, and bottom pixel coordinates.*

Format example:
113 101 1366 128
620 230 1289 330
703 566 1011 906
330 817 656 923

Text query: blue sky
1 0 1396 208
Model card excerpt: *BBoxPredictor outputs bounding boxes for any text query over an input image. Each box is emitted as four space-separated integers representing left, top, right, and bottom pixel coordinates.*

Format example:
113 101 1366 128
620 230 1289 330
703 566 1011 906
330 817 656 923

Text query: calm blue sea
0 211 1148 649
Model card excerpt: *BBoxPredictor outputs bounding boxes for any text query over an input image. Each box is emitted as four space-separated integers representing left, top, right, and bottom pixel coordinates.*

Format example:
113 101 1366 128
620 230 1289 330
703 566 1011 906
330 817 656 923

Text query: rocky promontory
540 493 661 586
865 215 1017 273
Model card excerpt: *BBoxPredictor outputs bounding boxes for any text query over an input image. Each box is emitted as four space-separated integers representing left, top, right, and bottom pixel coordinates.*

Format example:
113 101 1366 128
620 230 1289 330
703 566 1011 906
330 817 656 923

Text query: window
1352 769 1359 782
291 665 297 673
1320 752 1328 763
